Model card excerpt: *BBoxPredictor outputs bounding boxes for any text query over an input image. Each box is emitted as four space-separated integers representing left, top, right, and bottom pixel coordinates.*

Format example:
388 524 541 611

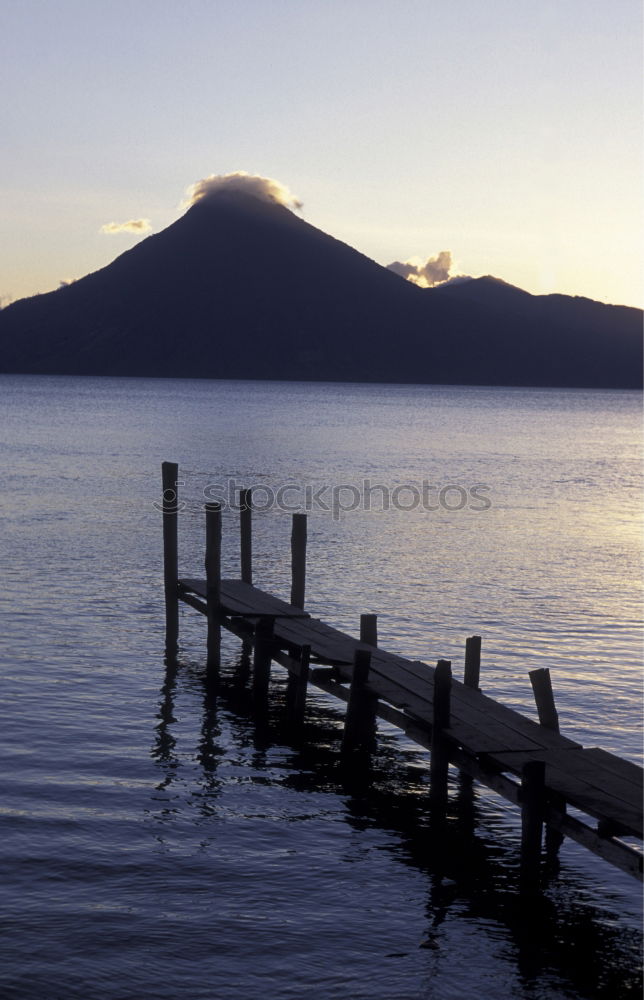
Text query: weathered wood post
360 613 378 646
342 649 378 752
234 641 252 688
240 488 252 585
459 636 480 799
529 668 559 731
520 760 546 892
464 635 481 690
204 502 222 674
430 659 452 809
529 667 564 859
162 461 179 658
286 644 311 727
253 616 275 700
290 513 307 609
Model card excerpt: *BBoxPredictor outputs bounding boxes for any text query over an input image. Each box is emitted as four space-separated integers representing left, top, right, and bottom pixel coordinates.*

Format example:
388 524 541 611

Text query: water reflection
196 687 223 802
151 654 179 788
150 648 642 1000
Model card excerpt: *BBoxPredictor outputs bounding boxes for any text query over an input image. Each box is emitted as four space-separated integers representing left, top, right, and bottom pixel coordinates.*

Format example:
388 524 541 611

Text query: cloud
183 171 303 212
100 218 152 235
387 250 453 288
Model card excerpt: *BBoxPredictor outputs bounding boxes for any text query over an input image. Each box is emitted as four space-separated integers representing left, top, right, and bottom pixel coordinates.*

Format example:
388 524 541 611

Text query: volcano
0 192 641 388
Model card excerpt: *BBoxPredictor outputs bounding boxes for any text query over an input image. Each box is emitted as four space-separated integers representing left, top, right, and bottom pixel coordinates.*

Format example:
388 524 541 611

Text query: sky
1 0 642 308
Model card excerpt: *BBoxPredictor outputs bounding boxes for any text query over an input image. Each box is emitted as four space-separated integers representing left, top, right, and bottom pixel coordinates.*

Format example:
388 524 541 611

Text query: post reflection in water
151 654 180 790
149 645 642 1000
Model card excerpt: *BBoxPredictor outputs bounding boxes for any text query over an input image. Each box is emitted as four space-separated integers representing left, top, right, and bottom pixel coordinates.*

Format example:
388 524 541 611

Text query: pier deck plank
176 574 643 861
180 578 311 619
489 747 643 837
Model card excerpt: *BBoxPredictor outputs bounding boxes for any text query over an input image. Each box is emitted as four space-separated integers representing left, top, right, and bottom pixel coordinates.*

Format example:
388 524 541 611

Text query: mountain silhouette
0 191 641 388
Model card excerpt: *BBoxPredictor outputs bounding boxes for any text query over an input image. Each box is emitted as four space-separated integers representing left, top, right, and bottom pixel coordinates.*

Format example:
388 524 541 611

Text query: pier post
520 760 546 892
529 668 559 731
286 644 311 727
430 659 452 808
459 636 480 799
253 616 275 700
162 461 179 658
240 488 252 585
342 649 378 752
530 667 564 859
290 513 307 609
360 614 378 647
464 635 481 690
205 502 222 674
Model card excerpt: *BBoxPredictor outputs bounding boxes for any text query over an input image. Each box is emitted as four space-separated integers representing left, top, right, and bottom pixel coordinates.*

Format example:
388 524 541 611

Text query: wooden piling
205 502 222 673
240 488 252 585
530 667 564 859
360 613 378 646
290 513 307 609
162 461 179 657
520 760 546 891
253 616 275 699
342 649 378 752
464 635 481 690
459 637 478 790
430 659 452 807
529 668 559 731
286 644 311 726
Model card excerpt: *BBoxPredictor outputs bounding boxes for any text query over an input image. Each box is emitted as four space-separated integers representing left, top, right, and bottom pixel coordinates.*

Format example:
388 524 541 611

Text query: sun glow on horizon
0 1 641 310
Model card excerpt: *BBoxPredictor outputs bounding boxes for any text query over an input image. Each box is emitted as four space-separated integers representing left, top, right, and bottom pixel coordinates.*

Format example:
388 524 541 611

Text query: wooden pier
161 462 643 887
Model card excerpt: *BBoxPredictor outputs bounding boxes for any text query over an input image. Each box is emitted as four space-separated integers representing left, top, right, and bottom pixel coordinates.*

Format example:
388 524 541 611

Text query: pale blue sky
1 0 641 306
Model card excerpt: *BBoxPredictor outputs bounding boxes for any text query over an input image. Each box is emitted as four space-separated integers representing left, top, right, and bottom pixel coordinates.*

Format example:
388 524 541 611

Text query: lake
1 375 641 999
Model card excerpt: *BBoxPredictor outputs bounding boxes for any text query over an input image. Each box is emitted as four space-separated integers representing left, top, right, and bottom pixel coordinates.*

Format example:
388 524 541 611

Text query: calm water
0 375 641 1000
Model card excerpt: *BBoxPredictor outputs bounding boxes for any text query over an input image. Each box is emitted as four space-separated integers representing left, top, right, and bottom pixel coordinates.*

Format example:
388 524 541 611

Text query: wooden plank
491 747 643 813
366 656 545 753
335 651 559 753
274 621 434 715
544 805 643 880
273 616 364 664
179 578 311 619
584 747 643 788
271 621 546 753
446 718 539 755
178 589 207 615
401 661 582 753
561 750 643 811
490 748 643 837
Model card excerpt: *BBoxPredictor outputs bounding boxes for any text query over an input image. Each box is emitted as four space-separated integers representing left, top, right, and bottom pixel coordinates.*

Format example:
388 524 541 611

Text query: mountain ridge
1 193 641 388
